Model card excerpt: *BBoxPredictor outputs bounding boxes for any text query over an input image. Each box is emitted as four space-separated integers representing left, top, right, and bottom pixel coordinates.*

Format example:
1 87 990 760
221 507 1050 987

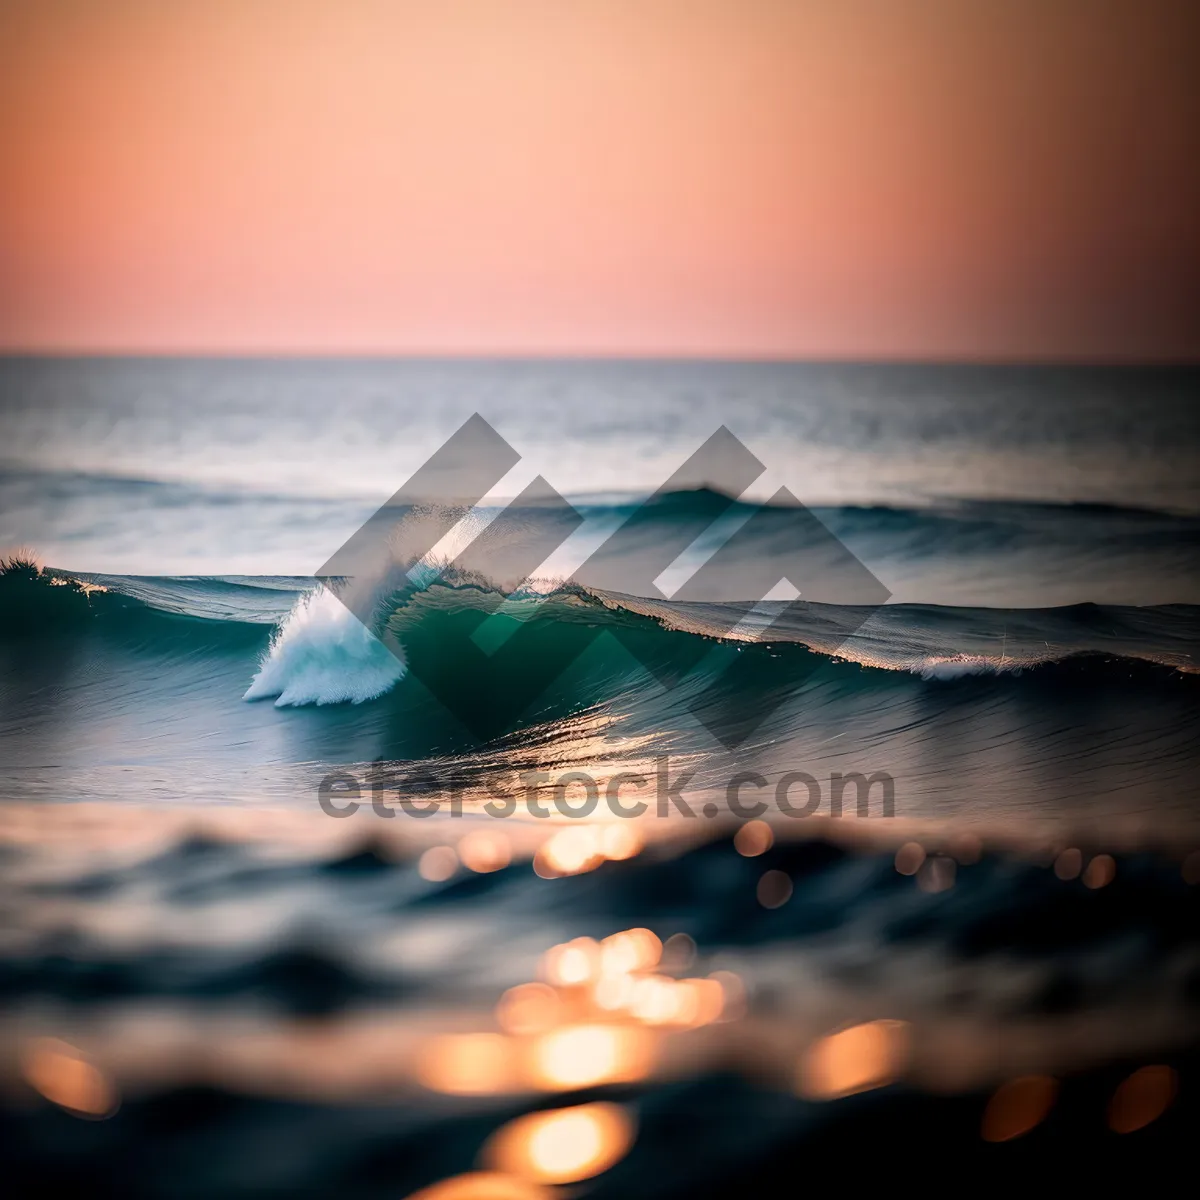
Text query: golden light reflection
534 823 644 878
484 1103 635 1185
894 842 925 876
405 1171 551 1200
632 976 725 1027
600 928 661 976
798 1020 910 1100
630 975 682 1024
534 828 602 878
600 824 643 862
981 1075 1058 1142
593 972 724 1028
419 845 459 882
541 938 601 987
416 1033 516 1095
459 829 512 874
406 923 735 1099
593 972 637 1013
1107 1065 1178 1134
734 820 773 857
496 983 562 1036
528 1024 655 1090
1082 854 1116 890
531 927 728 1036
21 1038 118 1118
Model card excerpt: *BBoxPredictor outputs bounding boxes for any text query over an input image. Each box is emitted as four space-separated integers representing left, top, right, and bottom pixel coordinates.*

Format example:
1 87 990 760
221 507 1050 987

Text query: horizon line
2 348 1199 369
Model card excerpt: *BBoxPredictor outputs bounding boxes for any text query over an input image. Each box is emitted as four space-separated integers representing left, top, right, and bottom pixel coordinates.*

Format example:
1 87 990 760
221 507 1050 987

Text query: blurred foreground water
1 801 1197 1195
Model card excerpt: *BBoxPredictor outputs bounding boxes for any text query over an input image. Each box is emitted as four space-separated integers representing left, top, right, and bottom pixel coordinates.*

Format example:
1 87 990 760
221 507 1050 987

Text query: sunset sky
0 0 1196 359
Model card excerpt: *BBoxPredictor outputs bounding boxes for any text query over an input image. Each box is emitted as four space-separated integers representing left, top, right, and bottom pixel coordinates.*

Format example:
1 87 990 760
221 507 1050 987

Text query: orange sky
0 0 1196 359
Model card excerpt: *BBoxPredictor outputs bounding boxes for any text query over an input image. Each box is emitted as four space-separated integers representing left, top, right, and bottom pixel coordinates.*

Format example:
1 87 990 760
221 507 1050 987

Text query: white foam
243 585 405 707
912 656 1018 680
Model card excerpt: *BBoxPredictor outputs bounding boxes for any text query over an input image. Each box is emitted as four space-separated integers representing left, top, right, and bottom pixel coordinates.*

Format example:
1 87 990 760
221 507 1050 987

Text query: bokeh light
1107 1065 1178 1134
405 1171 551 1200
20 1038 117 1119
600 824 643 862
600 928 661 976
459 829 512 874
1054 848 1083 881
1083 854 1116 889
981 1075 1058 1142
484 1102 635 1185
496 983 562 1036
533 828 602 878
419 845 459 882
734 820 773 857
416 1033 516 1095
894 842 925 876
540 938 601 987
528 1024 655 1090
798 1020 910 1100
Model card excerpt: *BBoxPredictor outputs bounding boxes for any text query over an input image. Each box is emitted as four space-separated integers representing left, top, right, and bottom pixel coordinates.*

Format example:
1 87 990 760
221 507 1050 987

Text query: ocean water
2 359 1199 825
2 359 1199 1192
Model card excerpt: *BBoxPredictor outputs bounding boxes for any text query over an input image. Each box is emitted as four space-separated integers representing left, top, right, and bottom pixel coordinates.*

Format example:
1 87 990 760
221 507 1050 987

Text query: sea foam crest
242 510 517 709
243 585 404 706
911 655 1020 680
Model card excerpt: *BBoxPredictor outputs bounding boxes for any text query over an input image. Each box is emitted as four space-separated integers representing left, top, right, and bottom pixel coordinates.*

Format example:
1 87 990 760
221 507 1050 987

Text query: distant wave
8 483 1200 605
8 461 1200 518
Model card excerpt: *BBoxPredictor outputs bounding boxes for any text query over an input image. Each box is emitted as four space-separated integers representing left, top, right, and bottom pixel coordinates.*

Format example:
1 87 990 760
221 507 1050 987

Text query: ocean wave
237 577 1200 733
3 561 1199 803
5 566 1198 679
242 586 405 707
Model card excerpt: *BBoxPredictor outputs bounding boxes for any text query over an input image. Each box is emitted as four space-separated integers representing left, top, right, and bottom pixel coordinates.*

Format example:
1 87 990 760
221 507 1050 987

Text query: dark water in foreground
1 805 1198 1195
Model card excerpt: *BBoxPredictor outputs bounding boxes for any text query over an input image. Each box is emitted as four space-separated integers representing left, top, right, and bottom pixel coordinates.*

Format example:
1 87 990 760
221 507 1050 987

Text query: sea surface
1 359 1198 1193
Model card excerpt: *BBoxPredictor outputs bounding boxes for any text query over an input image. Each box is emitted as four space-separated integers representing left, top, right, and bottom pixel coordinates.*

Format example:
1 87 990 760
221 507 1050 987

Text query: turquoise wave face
3 566 1200 833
